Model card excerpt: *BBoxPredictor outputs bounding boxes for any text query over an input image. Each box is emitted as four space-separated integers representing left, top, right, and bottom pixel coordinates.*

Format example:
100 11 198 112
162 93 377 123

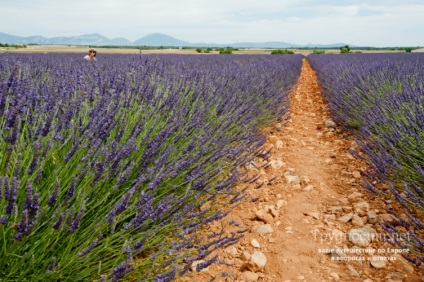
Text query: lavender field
0 53 302 280
308 53 424 265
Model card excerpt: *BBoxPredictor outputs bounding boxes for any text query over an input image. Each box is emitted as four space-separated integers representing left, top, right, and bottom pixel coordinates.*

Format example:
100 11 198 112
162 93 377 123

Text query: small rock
329 271 340 280
347 264 360 277
338 212 353 223
325 120 336 128
370 256 387 268
284 168 296 175
328 206 344 214
252 224 274 235
297 275 305 280
251 239 260 248
239 271 260 281
366 210 377 224
303 185 315 192
352 171 361 179
352 215 365 227
348 192 363 202
269 159 285 169
332 228 345 241
266 205 279 218
242 251 251 261
275 140 284 149
255 210 274 224
225 246 238 256
348 227 377 247
342 206 353 213
285 175 301 185
385 272 405 281
247 251 267 272
324 214 336 225
276 200 286 209
353 202 370 216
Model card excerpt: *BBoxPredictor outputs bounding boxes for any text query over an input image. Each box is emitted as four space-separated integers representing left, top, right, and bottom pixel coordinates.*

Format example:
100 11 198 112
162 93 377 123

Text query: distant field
0 44 414 56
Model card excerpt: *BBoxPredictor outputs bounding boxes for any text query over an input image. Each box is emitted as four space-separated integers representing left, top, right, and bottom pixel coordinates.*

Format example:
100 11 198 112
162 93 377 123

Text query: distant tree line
0 43 27 49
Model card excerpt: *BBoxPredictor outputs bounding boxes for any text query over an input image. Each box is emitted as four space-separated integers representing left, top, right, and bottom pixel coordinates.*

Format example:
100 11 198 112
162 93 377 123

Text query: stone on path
352 215 364 227
239 271 259 281
303 185 315 192
252 224 274 235
348 227 377 247
269 159 285 169
327 206 343 214
247 251 267 272
338 212 353 223
370 256 387 268
366 210 377 224
386 272 406 281
353 202 370 216
251 239 260 248
225 246 238 256
347 264 360 278
352 170 361 179
325 120 336 128
285 175 301 185
255 209 274 224
329 272 340 280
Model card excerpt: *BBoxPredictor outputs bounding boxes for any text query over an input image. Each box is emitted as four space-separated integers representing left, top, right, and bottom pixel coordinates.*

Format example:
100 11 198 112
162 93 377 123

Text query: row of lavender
308 53 424 265
0 53 302 281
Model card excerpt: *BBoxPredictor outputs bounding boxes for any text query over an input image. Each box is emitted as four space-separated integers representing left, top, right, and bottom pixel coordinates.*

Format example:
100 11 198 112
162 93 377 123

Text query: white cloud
334 5 360 17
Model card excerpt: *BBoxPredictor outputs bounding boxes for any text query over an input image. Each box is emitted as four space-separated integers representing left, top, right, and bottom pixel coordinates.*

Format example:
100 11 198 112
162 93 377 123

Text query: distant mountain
133 33 189 46
0 31 349 48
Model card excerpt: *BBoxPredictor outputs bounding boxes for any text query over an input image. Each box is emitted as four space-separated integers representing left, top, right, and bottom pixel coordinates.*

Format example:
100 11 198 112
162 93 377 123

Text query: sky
1 0 423 47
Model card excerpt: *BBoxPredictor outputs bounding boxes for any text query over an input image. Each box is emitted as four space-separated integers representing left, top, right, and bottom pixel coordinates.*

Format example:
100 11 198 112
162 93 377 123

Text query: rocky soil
178 58 423 282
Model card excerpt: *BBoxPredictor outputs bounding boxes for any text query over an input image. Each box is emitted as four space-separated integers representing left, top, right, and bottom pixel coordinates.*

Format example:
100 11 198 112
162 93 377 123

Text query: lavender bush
0 53 302 280
308 53 424 266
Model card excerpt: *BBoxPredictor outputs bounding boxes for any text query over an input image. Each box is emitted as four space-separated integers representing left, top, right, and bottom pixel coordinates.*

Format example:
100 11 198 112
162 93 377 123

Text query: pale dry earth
179 59 424 282
0 45 409 56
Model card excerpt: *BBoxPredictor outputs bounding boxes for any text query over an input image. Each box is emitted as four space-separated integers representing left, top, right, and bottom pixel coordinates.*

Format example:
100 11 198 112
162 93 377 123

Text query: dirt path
180 58 422 282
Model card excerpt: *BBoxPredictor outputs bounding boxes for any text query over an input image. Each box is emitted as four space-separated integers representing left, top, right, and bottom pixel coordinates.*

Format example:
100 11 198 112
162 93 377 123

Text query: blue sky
1 0 423 47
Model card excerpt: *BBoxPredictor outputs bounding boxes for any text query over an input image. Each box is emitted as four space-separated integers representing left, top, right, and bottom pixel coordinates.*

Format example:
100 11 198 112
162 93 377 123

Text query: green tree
340 45 351 53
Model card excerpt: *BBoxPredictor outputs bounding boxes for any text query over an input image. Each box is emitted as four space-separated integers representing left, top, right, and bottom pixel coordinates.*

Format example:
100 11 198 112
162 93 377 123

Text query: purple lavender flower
111 255 134 282
47 256 56 273
0 215 8 225
27 141 40 175
66 177 76 200
77 236 101 257
48 181 60 207
28 192 40 218
23 180 34 210
105 187 135 224
52 212 65 230
4 177 19 214
70 203 86 234
16 209 29 234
